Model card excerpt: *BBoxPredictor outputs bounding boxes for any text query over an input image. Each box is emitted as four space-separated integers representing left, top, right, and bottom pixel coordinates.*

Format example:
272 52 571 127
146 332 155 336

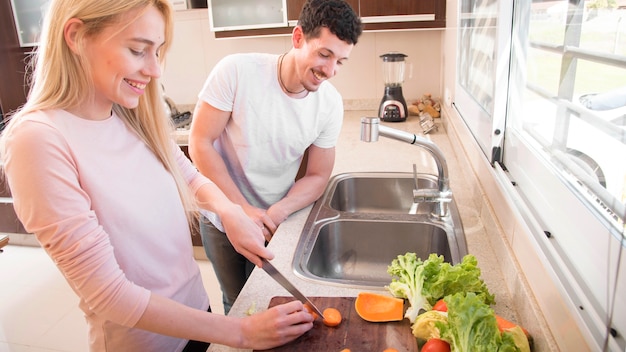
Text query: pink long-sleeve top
3 109 211 351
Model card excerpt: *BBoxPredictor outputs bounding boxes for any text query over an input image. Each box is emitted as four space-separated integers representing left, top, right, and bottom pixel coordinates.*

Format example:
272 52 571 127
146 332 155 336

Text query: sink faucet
360 117 452 218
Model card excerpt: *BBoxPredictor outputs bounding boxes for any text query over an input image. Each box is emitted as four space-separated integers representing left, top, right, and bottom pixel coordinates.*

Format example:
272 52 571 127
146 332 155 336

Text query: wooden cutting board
254 296 417 352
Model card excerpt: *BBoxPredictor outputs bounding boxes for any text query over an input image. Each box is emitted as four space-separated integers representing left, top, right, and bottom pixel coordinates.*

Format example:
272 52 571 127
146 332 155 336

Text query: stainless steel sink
328 173 439 215
293 172 467 289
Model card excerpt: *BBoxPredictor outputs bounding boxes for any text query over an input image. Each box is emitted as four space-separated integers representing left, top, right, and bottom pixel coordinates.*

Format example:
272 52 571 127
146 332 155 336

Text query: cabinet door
209 0 287 31
287 0 306 21
287 0 359 23
359 0 435 17
359 0 445 29
9 0 49 46
0 0 30 118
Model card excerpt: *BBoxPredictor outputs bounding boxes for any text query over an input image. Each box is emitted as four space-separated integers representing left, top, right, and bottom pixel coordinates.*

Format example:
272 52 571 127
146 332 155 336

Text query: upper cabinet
359 0 446 30
9 0 49 47
0 0 33 118
209 0 287 31
212 0 445 38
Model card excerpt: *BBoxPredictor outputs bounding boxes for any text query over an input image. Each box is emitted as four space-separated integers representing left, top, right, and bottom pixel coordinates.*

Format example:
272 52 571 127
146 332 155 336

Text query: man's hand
219 204 274 267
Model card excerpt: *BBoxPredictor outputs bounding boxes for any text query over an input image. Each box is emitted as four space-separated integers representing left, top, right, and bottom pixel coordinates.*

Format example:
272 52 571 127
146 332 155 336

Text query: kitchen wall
161 9 444 109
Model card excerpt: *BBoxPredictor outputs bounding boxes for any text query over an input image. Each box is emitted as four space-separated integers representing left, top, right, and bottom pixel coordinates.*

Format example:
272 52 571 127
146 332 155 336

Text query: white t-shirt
198 53 344 228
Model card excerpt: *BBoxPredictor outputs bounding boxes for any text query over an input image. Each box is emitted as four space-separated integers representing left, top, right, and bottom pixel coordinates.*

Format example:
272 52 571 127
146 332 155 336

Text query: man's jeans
199 216 254 314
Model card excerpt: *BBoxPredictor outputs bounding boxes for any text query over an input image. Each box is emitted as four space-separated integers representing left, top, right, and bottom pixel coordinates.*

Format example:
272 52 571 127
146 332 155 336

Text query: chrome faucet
360 117 452 218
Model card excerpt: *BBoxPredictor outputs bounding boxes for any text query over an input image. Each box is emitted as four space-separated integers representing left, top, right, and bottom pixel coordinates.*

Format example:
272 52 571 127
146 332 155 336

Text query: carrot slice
304 304 319 320
323 307 342 327
355 292 404 322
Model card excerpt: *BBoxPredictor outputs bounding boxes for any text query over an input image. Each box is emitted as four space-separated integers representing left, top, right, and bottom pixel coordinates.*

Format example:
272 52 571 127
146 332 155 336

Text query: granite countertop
204 110 515 352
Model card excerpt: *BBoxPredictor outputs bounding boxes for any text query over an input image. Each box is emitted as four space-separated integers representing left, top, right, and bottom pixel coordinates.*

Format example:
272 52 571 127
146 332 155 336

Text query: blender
379 52 408 122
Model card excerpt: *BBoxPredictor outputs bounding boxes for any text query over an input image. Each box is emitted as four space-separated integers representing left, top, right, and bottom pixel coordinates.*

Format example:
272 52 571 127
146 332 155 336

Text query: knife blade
261 258 325 320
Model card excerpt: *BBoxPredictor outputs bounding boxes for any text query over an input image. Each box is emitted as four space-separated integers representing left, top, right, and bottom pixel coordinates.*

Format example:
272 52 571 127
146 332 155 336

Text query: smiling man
189 0 362 314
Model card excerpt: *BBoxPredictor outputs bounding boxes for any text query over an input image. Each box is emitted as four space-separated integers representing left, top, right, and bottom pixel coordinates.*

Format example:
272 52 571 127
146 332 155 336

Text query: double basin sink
292 172 468 289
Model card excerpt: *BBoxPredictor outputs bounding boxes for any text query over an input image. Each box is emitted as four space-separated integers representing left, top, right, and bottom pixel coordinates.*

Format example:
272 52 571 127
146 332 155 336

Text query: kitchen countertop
201 110 519 352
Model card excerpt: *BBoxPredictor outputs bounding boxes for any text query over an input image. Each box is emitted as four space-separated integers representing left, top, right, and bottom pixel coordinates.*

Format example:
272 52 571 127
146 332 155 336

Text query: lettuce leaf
412 310 448 340
437 292 520 352
386 253 494 323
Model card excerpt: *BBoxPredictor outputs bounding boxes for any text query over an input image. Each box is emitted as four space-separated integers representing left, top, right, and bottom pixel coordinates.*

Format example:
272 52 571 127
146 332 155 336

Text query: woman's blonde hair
0 0 199 225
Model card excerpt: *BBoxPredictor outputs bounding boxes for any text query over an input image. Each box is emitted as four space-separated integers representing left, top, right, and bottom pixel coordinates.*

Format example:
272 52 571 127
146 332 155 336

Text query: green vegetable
436 292 520 352
386 253 494 323
503 326 531 352
412 310 448 340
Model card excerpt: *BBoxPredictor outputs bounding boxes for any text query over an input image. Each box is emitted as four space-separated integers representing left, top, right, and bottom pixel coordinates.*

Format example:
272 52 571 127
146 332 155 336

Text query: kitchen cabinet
0 0 31 121
213 0 445 38
359 0 446 30
208 0 287 32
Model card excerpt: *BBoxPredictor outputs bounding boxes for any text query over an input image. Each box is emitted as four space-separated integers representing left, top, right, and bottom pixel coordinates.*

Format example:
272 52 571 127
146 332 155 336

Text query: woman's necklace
278 53 306 95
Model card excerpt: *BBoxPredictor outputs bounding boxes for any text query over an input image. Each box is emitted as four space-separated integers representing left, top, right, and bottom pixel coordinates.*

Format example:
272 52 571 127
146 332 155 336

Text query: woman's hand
219 203 273 267
238 300 314 349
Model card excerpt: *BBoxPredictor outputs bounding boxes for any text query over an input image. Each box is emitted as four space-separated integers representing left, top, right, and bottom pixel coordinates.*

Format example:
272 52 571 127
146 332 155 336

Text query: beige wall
161 9 444 108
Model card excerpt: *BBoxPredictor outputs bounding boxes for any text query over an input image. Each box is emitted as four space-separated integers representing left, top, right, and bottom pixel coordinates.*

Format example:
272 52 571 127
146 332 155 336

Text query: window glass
455 0 511 162
456 0 626 348
519 0 625 232
503 0 626 347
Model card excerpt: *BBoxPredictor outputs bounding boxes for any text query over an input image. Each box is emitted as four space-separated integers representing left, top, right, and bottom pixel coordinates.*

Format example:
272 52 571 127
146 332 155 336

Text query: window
455 0 626 349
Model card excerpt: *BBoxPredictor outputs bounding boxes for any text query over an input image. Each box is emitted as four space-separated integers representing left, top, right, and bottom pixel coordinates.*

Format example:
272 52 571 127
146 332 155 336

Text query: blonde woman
0 0 313 351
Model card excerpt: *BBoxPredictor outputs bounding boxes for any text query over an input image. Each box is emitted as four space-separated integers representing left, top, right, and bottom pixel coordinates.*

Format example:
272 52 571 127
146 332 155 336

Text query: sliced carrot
383 349 399 352
355 292 404 322
323 307 342 327
339 349 351 352
495 314 530 337
304 304 319 320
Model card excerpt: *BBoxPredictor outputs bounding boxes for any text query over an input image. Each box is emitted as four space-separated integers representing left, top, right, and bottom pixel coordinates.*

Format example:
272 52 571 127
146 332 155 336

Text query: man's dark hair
298 0 363 45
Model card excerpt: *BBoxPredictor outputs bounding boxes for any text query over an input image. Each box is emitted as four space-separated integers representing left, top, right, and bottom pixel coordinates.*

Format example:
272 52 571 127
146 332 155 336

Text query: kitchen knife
261 258 325 320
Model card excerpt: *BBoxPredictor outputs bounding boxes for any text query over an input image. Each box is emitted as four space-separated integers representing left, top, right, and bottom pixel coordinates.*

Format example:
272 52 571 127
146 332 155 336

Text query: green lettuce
412 310 448 340
386 253 494 323
436 292 520 352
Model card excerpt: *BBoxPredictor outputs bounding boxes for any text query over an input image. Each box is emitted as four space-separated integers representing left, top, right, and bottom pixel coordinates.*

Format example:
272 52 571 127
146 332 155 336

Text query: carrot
339 349 351 352
383 349 399 352
495 314 529 337
323 307 342 327
304 304 319 320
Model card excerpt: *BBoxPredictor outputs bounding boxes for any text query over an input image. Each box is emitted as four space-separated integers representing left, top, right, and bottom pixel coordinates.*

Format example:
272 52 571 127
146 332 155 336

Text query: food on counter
244 301 257 316
304 304 319 320
322 307 342 327
418 298 532 351
412 310 448 340
354 292 404 322
408 104 421 116
495 314 530 337
386 253 532 351
432 299 448 312
409 94 442 118
386 253 494 323
421 338 450 352
437 292 529 352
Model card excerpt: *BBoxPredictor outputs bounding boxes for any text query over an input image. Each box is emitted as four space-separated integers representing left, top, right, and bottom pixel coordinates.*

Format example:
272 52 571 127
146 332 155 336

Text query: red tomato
432 299 448 312
421 338 450 352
